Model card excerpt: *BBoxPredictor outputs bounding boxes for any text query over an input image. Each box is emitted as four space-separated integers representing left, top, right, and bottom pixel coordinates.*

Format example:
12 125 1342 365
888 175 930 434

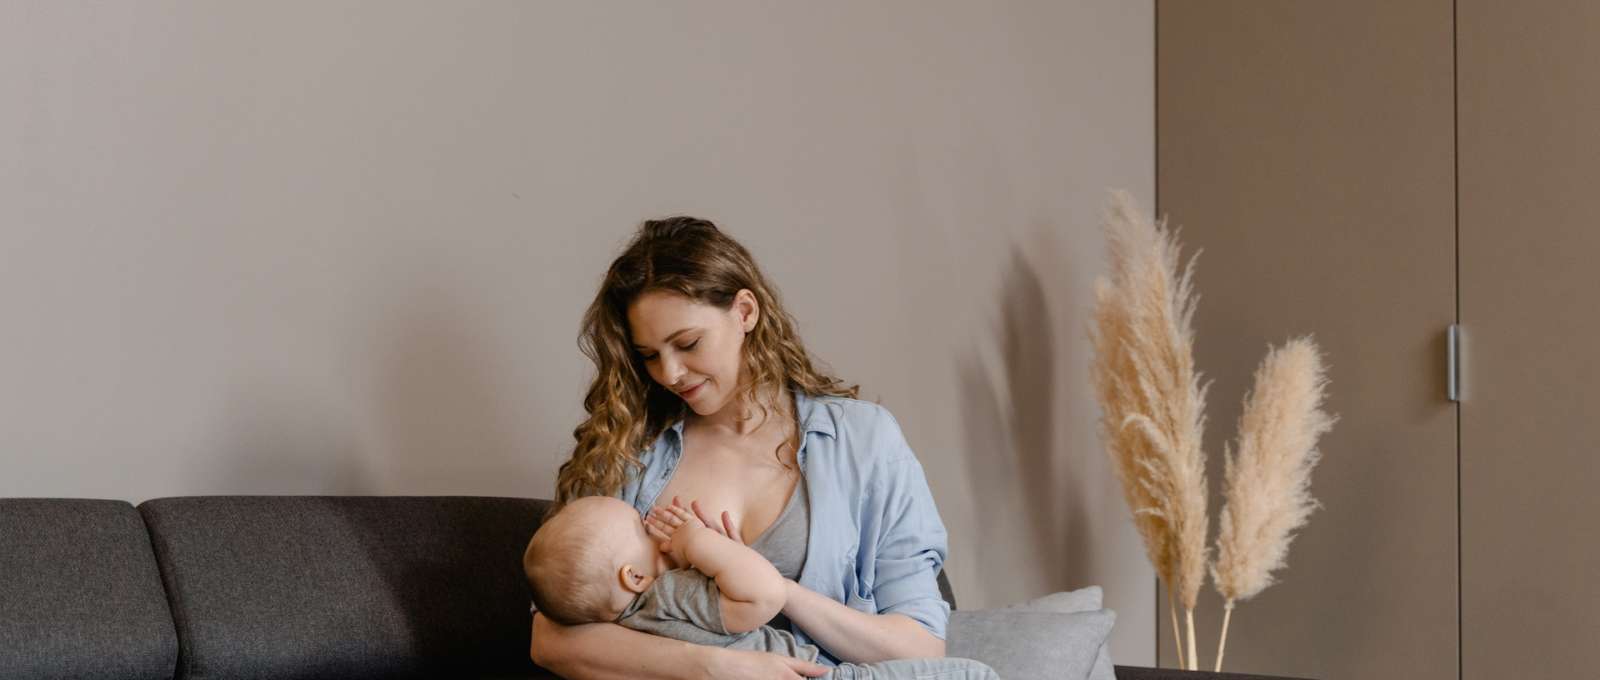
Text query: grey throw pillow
948 609 1116 680
1004 586 1104 614
1003 586 1117 680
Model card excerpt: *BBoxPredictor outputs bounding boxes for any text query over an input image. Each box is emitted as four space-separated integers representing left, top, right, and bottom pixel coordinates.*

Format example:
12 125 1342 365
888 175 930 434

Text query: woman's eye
639 339 694 362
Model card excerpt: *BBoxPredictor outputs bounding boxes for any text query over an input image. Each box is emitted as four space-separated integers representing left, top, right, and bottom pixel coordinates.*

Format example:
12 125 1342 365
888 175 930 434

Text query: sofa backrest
138 496 551 680
0 499 179 680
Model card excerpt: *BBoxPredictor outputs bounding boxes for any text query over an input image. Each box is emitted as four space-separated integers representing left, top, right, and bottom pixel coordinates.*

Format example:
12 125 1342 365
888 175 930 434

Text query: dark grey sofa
4 496 551 680
1 496 1297 680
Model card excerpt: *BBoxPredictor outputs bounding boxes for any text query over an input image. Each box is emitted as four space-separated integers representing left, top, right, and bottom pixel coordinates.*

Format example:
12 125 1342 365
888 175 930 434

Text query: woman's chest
658 436 801 544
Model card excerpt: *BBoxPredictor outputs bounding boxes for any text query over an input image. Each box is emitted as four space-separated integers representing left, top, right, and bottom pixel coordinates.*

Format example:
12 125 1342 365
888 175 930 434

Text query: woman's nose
661 355 687 386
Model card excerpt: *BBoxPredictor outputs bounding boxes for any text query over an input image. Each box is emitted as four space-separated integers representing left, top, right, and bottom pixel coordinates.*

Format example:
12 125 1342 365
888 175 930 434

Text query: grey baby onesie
618 569 997 680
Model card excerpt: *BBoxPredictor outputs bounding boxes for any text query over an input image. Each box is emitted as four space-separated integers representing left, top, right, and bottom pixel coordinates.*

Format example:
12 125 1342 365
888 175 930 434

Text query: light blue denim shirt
616 389 951 663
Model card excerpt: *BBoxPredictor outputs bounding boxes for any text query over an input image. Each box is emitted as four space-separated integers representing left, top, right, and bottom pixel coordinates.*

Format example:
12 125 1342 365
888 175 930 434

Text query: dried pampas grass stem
1210 337 1336 671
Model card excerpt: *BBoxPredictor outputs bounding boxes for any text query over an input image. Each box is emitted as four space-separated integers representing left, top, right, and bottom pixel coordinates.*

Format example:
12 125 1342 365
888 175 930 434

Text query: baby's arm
646 510 786 633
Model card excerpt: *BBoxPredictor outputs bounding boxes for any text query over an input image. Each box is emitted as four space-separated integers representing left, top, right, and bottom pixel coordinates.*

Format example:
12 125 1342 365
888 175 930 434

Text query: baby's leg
826 657 999 680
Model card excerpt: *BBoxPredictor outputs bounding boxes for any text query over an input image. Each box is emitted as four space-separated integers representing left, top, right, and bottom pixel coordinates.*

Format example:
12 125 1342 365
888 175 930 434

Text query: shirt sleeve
865 409 952 639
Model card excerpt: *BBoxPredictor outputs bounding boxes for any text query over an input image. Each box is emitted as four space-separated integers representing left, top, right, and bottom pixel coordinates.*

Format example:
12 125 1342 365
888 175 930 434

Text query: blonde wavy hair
556 216 858 507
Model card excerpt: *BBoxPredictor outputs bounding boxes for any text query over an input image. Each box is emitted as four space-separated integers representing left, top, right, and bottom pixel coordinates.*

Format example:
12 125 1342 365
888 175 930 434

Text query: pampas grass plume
1089 190 1211 669
1211 337 1336 670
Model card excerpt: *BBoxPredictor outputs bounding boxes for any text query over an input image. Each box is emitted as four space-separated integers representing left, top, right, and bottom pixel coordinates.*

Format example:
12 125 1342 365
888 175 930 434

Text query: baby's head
523 496 668 625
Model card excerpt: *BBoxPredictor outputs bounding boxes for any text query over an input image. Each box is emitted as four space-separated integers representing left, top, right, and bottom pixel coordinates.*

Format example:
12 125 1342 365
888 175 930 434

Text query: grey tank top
748 474 809 630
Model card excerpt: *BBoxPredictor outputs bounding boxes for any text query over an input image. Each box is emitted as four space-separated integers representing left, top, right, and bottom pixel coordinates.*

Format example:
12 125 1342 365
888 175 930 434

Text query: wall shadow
958 243 1093 602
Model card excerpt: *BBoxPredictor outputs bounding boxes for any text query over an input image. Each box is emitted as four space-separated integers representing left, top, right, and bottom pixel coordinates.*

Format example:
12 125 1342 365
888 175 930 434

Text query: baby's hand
643 499 707 563
647 496 709 535
688 499 745 546
649 496 749 547
644 497 707 561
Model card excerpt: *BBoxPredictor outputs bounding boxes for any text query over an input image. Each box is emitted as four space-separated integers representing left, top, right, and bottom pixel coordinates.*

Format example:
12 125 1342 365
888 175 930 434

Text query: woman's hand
702 647 828 680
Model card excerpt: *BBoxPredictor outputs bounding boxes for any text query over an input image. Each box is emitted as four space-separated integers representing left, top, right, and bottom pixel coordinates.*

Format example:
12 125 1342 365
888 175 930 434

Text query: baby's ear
619 564 654 594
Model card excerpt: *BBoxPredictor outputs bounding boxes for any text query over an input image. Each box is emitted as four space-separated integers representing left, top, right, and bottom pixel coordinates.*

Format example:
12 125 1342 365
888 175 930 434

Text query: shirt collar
793 388 836 438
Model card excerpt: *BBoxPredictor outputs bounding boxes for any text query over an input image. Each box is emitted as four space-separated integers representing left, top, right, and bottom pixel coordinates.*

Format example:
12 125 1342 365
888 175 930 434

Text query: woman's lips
679 381 706 398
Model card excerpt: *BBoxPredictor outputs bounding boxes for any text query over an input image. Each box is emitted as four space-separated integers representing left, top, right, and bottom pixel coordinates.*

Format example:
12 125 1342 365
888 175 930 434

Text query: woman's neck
693 384 794 438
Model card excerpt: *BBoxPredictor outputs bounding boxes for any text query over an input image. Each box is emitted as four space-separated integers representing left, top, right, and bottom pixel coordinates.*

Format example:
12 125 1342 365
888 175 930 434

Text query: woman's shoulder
800 393 915 464
803 392 896 428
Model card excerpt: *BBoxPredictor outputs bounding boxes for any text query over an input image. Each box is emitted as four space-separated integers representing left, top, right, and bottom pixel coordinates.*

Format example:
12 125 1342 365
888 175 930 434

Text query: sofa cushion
139 496 555 680
1005 586 1117 680
948 608 1117 680
0 498 179 680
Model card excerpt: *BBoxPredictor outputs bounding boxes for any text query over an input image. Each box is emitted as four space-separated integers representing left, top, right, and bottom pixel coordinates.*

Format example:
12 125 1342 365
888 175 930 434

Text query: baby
524 496 998 680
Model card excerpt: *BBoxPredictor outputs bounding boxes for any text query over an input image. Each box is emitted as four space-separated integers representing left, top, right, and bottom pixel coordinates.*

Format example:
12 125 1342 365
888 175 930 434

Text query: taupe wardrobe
1156 2 1599 679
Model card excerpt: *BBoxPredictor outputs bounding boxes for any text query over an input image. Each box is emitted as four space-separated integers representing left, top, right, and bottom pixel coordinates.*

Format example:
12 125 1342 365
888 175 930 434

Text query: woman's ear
735 289 759 333
619 564 653 594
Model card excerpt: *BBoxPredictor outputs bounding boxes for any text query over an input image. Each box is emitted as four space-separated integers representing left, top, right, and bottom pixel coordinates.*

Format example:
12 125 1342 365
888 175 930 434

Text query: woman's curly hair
555 216 858 507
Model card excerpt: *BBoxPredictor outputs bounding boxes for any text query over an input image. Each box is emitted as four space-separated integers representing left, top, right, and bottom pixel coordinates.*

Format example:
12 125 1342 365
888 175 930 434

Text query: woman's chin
683 390 723 416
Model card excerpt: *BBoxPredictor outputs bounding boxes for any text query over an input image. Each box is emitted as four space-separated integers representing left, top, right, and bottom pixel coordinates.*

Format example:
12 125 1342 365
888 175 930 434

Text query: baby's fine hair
523 501 618 626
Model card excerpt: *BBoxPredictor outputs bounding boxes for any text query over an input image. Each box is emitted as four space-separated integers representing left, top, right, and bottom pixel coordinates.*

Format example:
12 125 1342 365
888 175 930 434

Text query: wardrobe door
1458 2 1600 677
1158 2 1458 678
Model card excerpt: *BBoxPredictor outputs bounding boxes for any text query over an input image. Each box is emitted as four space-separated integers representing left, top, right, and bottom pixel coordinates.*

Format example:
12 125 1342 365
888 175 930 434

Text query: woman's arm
530 613 829 680
779 579 945 662
782 405 950 663
531 613 702 680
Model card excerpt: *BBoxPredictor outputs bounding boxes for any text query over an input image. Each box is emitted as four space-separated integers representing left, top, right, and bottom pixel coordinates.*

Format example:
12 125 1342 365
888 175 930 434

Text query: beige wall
1 1 1154 664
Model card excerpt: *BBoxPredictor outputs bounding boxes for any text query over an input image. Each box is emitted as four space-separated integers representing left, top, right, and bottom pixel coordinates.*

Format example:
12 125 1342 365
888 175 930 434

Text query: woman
531 217 950 680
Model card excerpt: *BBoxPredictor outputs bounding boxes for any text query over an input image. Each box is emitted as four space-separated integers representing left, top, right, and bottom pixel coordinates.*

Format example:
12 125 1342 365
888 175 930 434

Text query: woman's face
627 289 757 417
